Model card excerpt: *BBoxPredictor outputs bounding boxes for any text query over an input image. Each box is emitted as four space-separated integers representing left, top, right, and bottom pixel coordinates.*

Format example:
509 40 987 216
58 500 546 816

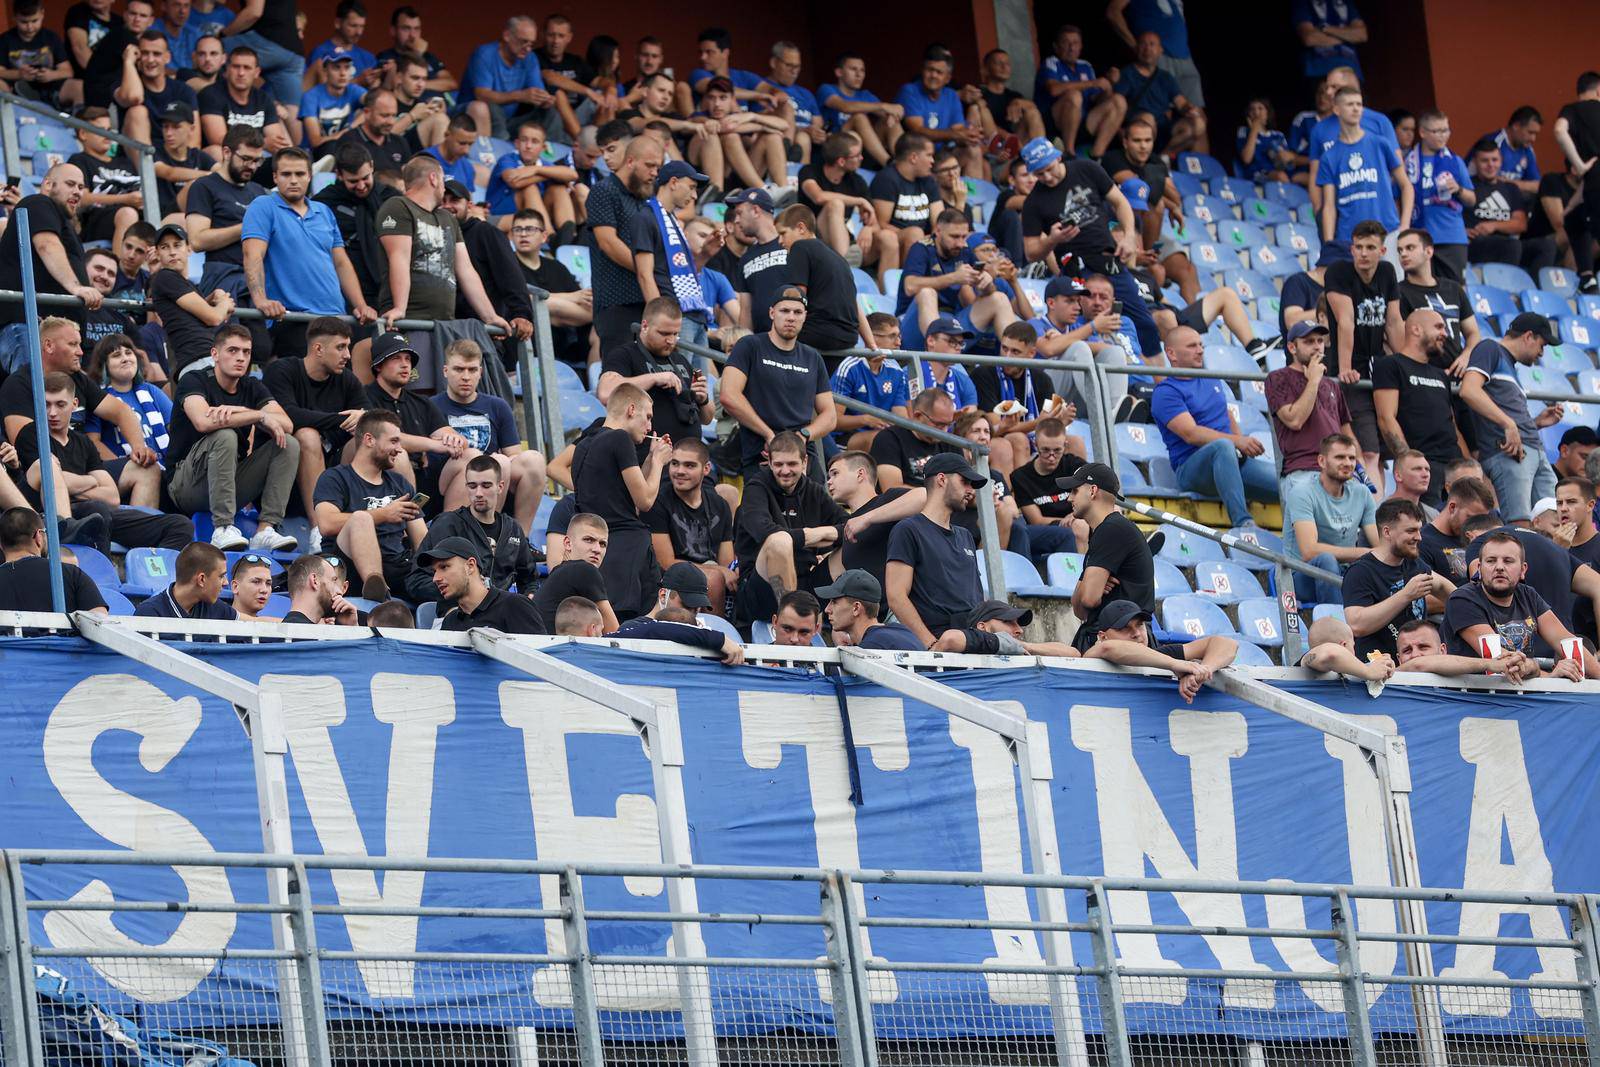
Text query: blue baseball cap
1286 320 1329 341
926 314 971 339
723 186 775 213
1119 177 1151 211
966 231 997 251
1021 136 1063 174
656 160 709 187
1044 276 1089 299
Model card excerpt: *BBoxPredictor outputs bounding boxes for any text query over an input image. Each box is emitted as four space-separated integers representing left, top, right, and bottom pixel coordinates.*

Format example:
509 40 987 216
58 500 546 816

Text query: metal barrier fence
3 849 1599 1067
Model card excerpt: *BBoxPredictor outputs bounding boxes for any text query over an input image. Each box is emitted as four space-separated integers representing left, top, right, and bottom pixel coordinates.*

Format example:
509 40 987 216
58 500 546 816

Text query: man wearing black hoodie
733 430 849 623
407 454 542 603
314 141 398 309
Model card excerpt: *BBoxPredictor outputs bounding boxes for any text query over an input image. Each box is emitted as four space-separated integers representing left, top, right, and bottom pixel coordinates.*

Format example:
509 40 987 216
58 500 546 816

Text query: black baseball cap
1097 599 1153 632
1287 320 1329 341
922 452 987 486
656 159 709 187
1508 312 1559 345
1560 425 1600 447
1044 276 1089 299
724 186 775 213
442 178 472 201
770 285 807 310
968 599 1033 627
371 330 420 366
1056 461 1121 495
416 536 477 568
158 100 194 125
814 569 882 603
154 222 188 244
661 562 711 609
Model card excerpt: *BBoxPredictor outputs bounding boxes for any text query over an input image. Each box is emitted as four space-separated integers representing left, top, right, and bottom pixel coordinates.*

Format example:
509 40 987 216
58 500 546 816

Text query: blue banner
4 637 1597 1039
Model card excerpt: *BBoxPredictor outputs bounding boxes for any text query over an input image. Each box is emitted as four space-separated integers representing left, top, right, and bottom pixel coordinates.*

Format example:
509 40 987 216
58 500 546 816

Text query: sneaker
1113 395 1149 423
361 574 391 602
307 527 323 554
1146 530 1166 556
210 524 248 551
249 524 298 552
1244 337 1272 366
59 513 109 550
1581 273 1599 295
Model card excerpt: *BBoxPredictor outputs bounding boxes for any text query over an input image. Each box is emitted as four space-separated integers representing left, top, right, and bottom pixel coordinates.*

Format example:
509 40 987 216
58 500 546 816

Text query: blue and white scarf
648 196 707 316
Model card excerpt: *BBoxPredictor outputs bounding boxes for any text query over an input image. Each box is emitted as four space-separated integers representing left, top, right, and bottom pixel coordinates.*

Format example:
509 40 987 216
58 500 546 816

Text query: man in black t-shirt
1395 228 1478 370
1372 309 1466 504
1079 599 1240 702
721 287 835 478
734 431 850 623
362 332 472 510
798 132 894 283
1342 498 1453 660
1323 220 1402 474
726 187 793 335
871 388 958 489
0 506 107 614
648 438 736 617
775 204 869 352
316 141 401 307
533 512 618 633
825 448 923 591
1465 141 1537 269
869 133 940 258
197 45 290 151
885 452 985 645
1555 74 1600 292
264 317 369 523
0 165 98 371
185 125 268 298
148 222 234 376
77 0 144 107
312 409 425 602
1018 136 1158 358
598 298 712 448
630 160 715 345
1007 417 1086 562
166 324 300 553
68 110 142 248
427 537 543 635
2 3 71 106
1443 530 1596 679
1062 462 1155 651
1419 475 1495 583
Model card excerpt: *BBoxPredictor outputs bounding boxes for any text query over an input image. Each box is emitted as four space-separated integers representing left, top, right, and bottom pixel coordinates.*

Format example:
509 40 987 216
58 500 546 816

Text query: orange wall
1422 0 1600 170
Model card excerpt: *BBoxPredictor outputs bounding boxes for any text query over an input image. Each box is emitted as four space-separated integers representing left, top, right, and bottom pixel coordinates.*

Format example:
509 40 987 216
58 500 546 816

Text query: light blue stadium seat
851 267 880 294
1294 202 1315 225
102 588 136 616
1273 222 1320 259
1481 262 1535 292
1210 176 1254 203
122 547 180 598
1114 422 1166 464
695 611 741 643
750 618 823 645
1226 525 1283 572
1146 455 1189 494
30 151 68 178
1238 375 1271 413
553 360 585 392
1228 402 1270 437
1216 218 1269 253
1520 288 1571 320
1560 317 1599 350
1239 197 1292 226
1000 550 1057 596
63 544 120 594
858 293 895 316
1158 527 1227 567
1251 245 1302 279
1221 269 1275 305
560 391 605 427
187 250 206 285
882 268 902 297
1192 560 1264 605
1545 346 1595 376
1187 240 1239 275
264 594 291 618
1517 363 1574 408
416 601 440 629
1207 343 1258 379
1161 595 1235 640
1045 552 1084 595
1177 152 1226 183
1541 268 1579 297
1153 558 1191 600
555 246 591 288
1235 597 1284 646
1117 458 1154 495
1262 180 1310 208
1310 603 1345 623
1231 640 1276 667
1182 193 1235 226
1577 294 1600 322
1170 171 1205 199
1467 284 1517 322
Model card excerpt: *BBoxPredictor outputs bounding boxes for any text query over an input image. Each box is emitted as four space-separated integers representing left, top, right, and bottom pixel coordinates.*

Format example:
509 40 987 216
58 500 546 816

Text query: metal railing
3 849 1598 1067
0 90 161 226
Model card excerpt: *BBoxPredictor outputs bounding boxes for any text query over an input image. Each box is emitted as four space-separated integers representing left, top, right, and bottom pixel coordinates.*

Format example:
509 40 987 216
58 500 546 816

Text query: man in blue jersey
1033 24 1121 156
684 28 785 114
1483 107 1542 197
896 209 1017 350
1316 85 1411 262
832 313 910 451
1305 67 1401 212
766 42 825 164
896 46 984 179
818 52 903 169
1406 109 1475 282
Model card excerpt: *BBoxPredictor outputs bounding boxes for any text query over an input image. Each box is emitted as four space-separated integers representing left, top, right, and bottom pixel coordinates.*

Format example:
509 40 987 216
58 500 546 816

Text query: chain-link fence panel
1367 980 1590 1067
865 968 1099 1067
1118 975 1357 1067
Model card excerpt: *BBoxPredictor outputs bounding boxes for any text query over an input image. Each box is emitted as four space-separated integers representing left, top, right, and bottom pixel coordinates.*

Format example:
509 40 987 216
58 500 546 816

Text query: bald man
588 133 666 355
0 163 102 374
1149 325 1277 527
1373 307 1469 507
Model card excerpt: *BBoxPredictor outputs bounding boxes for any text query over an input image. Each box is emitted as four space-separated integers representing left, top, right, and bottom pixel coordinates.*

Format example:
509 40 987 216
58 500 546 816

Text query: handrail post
136 142 160 226
515 334 546 457
285 859 333 1067
529 287 565 451
3 854 44 1067
1086 880 1132 1067
560 867 606 1067
1088 359 1117 465
1332 889 1378 1067
0 851 37 1067
974 450 1007 599
1570 896 1600 1067
15 212 66 612
1277 561 1304 664
820 872 873 1067
0 98 20 185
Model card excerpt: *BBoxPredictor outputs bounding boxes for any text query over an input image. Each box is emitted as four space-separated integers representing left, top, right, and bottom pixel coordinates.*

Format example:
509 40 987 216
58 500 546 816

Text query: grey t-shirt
1282 476 1376 561
374 195 461 320
1463 339 1538 454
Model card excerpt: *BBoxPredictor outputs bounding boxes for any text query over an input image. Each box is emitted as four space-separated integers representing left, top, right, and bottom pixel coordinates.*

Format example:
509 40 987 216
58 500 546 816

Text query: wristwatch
798 427 812 440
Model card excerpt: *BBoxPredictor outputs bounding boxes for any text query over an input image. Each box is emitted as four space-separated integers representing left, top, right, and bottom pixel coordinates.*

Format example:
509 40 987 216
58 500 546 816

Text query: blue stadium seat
858 293 895 316
1273 222 1320 258
1519 364 1576 405
1187 240 1239 275
187 250 206 285
1225 525 1284 572
1177 152 1227 184
275 516 313 556
1541 268 1579 297
1182 193 1235 226
1252 310 1281 338
553 360 586 392
122 547 180 598
1210 176 1254 204
560 391 605 426
1480 262 1535 292
1577 294 1600 322
851 268 880 294
699 612 744 643
1560 317 1599 350
30 151 68 178
1251 244 1301 277
999 550 1057 597
415 601 440 629
1207 343 1259 381
1545 345 1595 377
1114 422 1166 464
1235 597 1285 646
1170 171 1205 199
1192 560 1264 605
263 593 291 618
1145 456 1192 494
1158 527 1227 567
1238 375 1271 413
1228 402 1270 437
1231 640 1276 667
1294 202 1315 225
1239 197 1292 226
556 246 591 288
1153 559 1191 600
1309 603 1345 623
1467 284 1518 322
1045 553 1084 595
1117 458 1154 495
1262 180 1310 208
882 268 902 297
63 544 120 594
1216 219 1269 252
1161 595 1235 640
102 589 136 616
1221 269 1275 304
1520 288 1571 320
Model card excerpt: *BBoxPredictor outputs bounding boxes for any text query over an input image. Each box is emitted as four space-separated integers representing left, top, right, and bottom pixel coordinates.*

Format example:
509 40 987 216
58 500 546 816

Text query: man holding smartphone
313 409 427 603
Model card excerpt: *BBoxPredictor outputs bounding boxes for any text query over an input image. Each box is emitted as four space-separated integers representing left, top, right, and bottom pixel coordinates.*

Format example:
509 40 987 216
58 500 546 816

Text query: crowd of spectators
0 0 1599 692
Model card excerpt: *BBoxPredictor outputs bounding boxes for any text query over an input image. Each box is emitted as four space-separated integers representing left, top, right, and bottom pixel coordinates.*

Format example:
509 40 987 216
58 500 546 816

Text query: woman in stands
1235 98 1291 183
84 334 172 480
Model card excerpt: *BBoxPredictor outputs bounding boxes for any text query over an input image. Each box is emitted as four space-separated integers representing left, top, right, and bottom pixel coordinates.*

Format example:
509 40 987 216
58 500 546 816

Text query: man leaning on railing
0 163 99 374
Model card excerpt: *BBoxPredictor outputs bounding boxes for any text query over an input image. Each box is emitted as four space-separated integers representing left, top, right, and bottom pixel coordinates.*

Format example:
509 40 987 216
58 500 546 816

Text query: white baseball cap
1532 497 1558 519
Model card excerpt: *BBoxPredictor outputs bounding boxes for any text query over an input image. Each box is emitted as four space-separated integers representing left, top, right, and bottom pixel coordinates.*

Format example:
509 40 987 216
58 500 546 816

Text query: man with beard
1443 529 1598 679
408 454 539 604
885 452 985 647
265 316 368 524
429 537 544 634
1373 309 1467 506
1065 461 1154 651
1419 474 1494 583
872 388 958 490
315 141 398 310
896 208 1016 349
725 187 791 335
0 163 99 373
598 297 712 448
280 553 360 625
823 448 926 589
733 431 848 624
587 133 664 354
313 409 426 602
185 124 267 358
338 89 411 174
647 439 736 617
1267 320 1355 486
1341 498 1454 660
720 287 835 479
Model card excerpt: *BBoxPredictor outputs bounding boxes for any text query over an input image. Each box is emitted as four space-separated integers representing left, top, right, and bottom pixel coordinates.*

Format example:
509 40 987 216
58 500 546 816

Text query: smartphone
1110 300 1123 316
410 493 430 510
